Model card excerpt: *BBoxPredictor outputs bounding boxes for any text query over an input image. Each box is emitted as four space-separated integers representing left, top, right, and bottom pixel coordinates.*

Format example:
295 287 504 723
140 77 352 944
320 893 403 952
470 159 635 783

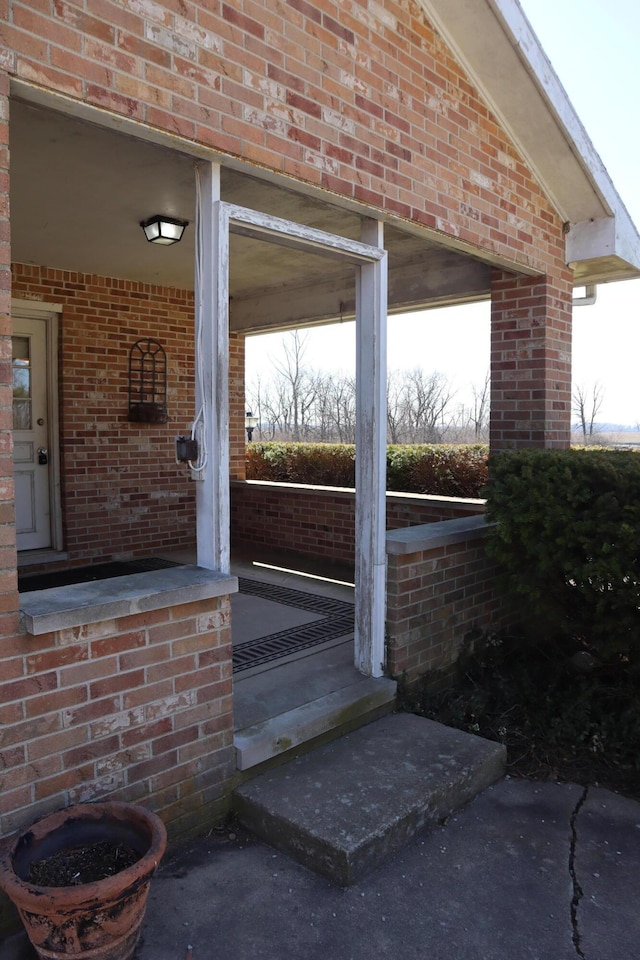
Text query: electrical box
176 436 199 463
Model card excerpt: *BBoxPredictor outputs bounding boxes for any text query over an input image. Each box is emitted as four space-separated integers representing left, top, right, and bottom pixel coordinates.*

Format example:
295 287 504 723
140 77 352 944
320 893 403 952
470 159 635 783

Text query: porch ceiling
10 99 493 333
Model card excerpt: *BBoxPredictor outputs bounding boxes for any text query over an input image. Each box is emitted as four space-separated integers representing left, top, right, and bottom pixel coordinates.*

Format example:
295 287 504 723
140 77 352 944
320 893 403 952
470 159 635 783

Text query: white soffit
420 0 640 282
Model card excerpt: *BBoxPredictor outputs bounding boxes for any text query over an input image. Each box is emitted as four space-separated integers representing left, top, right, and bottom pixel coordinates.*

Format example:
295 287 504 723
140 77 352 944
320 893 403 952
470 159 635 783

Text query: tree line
247 332 611 445
246 332 490 445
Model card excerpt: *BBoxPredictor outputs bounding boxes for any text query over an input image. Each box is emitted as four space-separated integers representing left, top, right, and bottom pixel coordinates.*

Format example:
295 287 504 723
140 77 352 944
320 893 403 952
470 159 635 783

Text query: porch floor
158 548 397 770
231 558 357 725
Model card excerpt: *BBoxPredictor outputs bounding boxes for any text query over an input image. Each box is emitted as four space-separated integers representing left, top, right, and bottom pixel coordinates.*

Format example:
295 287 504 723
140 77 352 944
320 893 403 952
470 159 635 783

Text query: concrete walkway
5 778 639 959
131 778 639 960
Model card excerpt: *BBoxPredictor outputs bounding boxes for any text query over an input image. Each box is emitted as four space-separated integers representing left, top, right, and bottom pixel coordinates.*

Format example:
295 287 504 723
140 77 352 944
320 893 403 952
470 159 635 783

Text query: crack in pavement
569 785 589 959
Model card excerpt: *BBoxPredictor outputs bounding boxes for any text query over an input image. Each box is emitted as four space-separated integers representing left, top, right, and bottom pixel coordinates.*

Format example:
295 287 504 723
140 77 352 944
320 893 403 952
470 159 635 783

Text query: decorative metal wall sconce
128 339 168 423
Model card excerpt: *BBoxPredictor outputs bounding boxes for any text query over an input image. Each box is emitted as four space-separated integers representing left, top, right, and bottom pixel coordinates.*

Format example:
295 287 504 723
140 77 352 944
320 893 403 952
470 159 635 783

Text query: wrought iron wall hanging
128 338 168 423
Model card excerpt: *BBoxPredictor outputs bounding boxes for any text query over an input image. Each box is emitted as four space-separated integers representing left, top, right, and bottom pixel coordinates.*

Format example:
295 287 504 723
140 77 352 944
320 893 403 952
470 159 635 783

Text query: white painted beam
224 202 383 264
196 193 387 636
194 162 231 573
355 219 388 678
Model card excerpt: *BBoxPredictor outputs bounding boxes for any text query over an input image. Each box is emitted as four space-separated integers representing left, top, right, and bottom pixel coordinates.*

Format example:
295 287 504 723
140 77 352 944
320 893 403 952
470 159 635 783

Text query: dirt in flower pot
27 840 140 887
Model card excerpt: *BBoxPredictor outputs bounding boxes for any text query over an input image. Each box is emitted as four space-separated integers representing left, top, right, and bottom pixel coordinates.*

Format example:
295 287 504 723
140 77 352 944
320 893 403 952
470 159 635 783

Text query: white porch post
355 219 388 677
194 162 231 573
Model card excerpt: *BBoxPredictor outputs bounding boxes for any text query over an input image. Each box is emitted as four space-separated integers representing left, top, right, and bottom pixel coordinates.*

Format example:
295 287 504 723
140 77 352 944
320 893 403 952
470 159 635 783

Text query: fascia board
418 0 640 278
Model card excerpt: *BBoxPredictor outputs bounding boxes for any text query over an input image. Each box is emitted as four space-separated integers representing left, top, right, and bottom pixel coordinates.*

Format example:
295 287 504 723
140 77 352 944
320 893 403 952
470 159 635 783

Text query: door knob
38 447 48 465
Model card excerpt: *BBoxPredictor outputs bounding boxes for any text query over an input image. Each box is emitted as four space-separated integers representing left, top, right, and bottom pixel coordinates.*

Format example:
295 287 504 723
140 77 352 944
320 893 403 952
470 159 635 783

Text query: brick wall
0 78 17 599
3 0 566 280
231 479 485 567
386 524 509 687
229 333 247 480
0 594 235 842
12 264 199 564
490 270 573 449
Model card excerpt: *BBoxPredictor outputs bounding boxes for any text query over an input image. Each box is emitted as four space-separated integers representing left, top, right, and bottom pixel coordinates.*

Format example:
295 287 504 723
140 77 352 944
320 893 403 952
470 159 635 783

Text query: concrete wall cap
386 515 493 554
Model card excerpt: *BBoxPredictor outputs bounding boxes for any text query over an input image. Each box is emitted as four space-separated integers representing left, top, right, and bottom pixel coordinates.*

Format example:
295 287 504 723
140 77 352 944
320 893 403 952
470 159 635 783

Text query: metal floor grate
237 577 353 616
233 578 354 673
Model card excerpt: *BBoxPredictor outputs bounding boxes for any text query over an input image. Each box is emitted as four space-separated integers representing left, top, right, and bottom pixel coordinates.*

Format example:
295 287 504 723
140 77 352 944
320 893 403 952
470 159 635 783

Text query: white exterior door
13 315 51 550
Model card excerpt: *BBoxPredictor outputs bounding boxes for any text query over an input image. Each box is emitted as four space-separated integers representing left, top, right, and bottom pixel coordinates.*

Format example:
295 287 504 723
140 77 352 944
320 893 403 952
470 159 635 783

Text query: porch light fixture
140 215 189 245
245 411 259 442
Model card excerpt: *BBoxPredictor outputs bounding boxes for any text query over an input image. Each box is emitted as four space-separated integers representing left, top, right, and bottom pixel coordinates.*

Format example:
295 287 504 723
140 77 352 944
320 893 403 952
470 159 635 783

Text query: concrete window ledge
20 565 238 635
385 515 493 554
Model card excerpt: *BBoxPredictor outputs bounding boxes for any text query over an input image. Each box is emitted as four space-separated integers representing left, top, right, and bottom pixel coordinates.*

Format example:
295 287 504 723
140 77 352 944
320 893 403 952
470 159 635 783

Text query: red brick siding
5 0 566 278
231 479 485 567
0 595 235 841
12 264 198 563
229 333 246 480
490 270 573 449
386 535 509 686
0 78 16 601
0 84 22 930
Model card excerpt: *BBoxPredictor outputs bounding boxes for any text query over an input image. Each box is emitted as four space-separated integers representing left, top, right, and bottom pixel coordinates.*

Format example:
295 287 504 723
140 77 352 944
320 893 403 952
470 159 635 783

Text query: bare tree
573 382 604 440
320 372 356 442
246 375 276 441
386 370 406 444
440 402 473 443
440 374 490 443
470 372 490 441
265 331 318 440
247 334 484 446
408 369 454 442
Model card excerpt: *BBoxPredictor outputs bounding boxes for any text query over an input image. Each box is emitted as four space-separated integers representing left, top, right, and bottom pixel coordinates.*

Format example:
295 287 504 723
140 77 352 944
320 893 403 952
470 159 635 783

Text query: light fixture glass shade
141 215 188 245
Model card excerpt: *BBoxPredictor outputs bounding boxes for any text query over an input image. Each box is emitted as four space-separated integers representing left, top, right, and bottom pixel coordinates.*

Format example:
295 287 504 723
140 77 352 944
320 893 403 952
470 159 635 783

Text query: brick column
0 75 28 938
0 74 18 606
490 269 573 450
229 332 246 480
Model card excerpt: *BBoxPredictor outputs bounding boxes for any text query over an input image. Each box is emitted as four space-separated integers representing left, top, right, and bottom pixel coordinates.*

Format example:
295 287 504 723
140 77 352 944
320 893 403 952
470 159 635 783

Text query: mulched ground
419 693 640 802
482 719 640 801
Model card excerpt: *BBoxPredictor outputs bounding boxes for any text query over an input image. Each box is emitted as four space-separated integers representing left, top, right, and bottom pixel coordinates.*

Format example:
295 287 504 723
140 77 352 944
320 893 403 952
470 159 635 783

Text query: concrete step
234 676 397 771
233 712 506 885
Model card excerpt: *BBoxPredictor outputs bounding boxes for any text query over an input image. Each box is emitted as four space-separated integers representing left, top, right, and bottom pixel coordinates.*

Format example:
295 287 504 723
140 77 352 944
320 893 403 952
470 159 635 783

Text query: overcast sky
246 2 640 427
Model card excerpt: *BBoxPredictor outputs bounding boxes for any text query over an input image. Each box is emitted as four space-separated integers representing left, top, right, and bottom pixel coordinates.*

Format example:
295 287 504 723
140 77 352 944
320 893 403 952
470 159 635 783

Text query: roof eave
419 0 640 284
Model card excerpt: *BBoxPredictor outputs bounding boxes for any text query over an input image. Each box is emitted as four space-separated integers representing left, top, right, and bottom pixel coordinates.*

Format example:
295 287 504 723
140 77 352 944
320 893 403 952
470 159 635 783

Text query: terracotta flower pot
0 801 167 960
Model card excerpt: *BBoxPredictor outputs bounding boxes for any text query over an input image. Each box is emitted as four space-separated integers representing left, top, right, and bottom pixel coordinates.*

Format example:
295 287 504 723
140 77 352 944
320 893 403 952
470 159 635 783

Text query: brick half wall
231 479 485 567
386 516 510 688
0 592 235 846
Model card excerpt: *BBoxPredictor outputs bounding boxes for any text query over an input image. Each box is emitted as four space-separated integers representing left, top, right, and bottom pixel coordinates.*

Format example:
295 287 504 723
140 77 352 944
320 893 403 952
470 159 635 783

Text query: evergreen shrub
245 442 488 498
245 443 356 487
485 448 640 663
386 444 488 498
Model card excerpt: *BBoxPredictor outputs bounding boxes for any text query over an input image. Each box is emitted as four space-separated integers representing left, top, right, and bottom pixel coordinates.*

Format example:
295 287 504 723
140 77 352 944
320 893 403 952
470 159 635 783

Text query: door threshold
18 549 68 569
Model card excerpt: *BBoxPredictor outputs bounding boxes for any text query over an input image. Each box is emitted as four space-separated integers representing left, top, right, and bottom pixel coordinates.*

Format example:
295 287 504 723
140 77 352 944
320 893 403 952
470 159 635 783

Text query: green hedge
484 449 640 662
246 443 356 487
245 442 488 498
386 444 488 498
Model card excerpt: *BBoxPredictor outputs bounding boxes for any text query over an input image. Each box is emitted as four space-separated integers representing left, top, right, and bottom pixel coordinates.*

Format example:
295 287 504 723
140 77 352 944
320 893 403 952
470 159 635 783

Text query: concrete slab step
233 712 506 885
234 676 397 771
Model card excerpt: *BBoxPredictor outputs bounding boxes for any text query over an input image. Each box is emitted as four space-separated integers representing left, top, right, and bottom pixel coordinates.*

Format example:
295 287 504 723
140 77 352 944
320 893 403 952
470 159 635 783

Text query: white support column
355 219 388 677
194 162 231 573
